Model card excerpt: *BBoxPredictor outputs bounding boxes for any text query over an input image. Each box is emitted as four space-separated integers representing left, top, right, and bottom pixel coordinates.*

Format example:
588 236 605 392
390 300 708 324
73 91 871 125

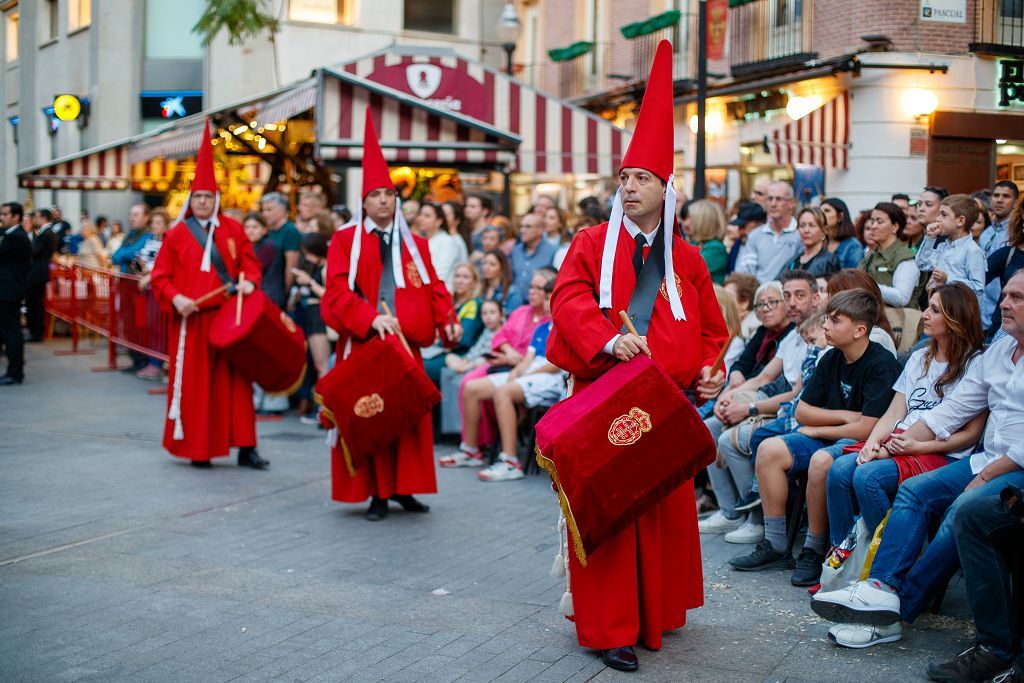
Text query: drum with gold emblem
209 289 308 394
314 336 441 474
535 354 716 565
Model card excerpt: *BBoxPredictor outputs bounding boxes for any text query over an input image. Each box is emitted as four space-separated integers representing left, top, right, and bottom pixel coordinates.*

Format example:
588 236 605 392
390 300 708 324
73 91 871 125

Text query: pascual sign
920 0 966 23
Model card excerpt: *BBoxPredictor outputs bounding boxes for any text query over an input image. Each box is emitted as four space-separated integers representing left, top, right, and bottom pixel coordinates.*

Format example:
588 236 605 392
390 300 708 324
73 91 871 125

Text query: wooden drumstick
709 334 736 377
194 283 229 307
236 273 246 325
381 300 413 357
618 310 652 359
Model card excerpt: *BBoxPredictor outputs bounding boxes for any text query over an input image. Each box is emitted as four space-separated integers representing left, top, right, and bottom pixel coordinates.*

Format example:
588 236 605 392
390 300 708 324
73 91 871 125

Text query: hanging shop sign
140 91 204 120
998 59 1024 108
919 0 966 23
366 63 493 122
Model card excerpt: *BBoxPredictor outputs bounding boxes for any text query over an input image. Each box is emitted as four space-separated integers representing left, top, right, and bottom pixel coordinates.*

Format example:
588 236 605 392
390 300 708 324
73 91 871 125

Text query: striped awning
253 78 317 125
129 121 207 165
766 92 851 170
18 142 130 190
320 48 630 176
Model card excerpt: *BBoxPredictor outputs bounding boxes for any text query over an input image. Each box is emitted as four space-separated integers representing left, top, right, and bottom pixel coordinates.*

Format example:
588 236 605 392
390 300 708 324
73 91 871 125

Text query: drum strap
620 225 665 337
185 216 235 293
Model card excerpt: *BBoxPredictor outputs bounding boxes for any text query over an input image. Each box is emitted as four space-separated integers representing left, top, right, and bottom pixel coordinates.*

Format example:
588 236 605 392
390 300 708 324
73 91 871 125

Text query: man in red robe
151 120 267 470
321 110 460 521
546 40 728 671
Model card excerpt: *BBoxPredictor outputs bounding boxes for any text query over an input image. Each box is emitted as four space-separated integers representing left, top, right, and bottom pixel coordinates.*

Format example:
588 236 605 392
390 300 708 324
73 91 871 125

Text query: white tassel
325 427 338 447
550 513 567 578
559 590 574 617
167 316 188 440
552 508 574 617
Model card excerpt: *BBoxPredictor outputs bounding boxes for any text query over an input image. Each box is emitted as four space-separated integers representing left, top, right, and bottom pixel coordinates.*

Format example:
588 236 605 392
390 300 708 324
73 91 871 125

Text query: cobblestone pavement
0 341 976 682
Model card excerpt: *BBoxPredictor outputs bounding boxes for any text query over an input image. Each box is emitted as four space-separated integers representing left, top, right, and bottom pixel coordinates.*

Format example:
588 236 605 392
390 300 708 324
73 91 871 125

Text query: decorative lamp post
496 2 521 76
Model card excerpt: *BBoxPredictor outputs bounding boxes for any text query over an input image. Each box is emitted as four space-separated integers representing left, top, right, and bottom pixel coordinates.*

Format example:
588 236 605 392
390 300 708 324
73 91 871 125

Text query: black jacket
0 226 33 302
29 226 60 285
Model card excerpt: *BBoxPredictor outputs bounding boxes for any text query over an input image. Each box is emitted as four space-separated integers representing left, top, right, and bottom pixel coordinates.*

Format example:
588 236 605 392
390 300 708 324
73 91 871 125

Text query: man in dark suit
26 208 58 342
0 202 32 385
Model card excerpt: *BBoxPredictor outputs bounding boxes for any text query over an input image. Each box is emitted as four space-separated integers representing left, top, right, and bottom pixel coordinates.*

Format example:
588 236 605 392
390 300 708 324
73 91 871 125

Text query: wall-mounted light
903 88 938 119
689 111 723 136
785 95 823 121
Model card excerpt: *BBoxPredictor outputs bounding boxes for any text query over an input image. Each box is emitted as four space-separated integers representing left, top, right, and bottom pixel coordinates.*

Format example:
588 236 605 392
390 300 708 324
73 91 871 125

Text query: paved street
1 340 976 682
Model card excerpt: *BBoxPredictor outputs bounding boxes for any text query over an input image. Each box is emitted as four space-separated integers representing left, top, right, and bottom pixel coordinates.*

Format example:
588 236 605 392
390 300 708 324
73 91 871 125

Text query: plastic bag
819 518 871 593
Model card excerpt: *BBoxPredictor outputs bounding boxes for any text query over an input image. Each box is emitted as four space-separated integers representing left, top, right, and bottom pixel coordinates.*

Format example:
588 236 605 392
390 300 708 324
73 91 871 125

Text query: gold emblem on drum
406 261 423 288
659 273 683 302
354 393 385 418
607 407 653 446
280 311 297 333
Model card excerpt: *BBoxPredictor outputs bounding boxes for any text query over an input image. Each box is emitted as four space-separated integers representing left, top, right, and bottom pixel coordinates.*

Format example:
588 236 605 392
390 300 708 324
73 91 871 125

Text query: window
5 11 17 62
44 0 58 41
289 0 349 24
69 0 91 32
404 0 454 34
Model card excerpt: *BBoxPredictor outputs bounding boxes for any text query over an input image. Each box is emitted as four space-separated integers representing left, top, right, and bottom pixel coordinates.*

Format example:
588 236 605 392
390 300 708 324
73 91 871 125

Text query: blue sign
140 91 203 119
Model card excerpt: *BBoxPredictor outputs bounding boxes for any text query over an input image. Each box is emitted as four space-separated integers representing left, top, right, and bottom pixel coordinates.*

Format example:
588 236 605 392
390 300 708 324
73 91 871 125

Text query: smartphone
481 352 497 360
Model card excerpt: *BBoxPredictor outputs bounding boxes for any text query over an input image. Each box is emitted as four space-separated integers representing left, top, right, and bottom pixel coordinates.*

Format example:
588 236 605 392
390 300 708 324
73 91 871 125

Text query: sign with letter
366 63 492 123
920 0 966 23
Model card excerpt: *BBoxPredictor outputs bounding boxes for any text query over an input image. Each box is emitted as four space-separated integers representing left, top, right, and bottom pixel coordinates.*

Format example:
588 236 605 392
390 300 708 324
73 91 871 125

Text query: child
446 299 504 373
915 194 987 299
729 290 902 587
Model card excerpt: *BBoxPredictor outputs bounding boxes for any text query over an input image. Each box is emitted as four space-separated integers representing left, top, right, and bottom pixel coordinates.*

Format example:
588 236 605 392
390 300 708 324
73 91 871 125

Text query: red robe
547 220 728 650
321 223 455 502
150 215 262 461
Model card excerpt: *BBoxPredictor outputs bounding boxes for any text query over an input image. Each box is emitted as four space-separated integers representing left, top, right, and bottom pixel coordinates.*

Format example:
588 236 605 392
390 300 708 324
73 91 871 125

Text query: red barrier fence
45 262 170 366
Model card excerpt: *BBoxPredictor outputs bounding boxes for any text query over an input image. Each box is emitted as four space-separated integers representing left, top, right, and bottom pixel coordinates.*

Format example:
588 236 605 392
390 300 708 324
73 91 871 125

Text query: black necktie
377 229 396 313
632 233 646 277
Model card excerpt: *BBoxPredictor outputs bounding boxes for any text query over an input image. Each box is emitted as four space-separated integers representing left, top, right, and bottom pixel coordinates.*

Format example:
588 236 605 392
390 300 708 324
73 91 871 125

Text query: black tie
632 233 646 277
377 229 396 313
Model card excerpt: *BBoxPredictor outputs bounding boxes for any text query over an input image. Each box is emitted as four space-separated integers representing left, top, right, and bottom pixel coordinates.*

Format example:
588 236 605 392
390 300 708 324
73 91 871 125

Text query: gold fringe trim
535 445 588 568
339 437 357 477
265 357 308 398
314 389 358 478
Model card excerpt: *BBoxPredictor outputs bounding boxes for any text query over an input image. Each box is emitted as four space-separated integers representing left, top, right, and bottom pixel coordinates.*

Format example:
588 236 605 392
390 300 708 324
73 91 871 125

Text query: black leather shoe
237 447 269 470
391 494 430 513
190 460 212 468
365 496 389 521
0 376 23 385
601 646 638 672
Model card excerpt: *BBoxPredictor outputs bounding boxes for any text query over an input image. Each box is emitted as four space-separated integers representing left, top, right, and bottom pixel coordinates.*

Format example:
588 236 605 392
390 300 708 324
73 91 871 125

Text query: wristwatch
748 402 758 416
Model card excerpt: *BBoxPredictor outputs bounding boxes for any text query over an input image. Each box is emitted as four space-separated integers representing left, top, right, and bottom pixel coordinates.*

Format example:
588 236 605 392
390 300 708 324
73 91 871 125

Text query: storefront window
5 11 17 62
289 0 349 24
404 0 453 34
68 0 91 32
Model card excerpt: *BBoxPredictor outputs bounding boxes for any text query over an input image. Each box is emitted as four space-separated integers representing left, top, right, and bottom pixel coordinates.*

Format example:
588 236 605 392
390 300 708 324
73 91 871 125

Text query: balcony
970 0 1024 57
622 10 699 83
551 42 612 100
729 0 816 77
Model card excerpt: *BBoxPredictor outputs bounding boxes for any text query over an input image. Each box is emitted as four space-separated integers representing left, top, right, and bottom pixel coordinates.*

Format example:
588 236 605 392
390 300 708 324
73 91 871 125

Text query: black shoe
791 548 825 587
190 460 213 469
365 496 389 521
735 490 762 512
0 375 23 386
121 362 147 374
601 646 638 672
926 644 1013 683
390 494 430 513
237 447 269 470
729 540 795 572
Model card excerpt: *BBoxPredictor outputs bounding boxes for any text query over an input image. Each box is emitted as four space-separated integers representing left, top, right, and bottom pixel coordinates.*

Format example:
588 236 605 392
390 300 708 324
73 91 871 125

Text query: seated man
730 289 902 585
812 270 1024 643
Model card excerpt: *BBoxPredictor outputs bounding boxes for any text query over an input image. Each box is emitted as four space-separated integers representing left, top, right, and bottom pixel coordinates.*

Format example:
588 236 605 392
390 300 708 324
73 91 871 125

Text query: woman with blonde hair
782 207 840 277
423 262 486 384
714 284 745 370
688 199 728 284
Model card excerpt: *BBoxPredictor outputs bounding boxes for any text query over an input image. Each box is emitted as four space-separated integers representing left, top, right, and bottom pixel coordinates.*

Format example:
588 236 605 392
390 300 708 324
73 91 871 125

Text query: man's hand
720 399 753 426
238 278 256 295
697 366 726 401
371 314 401 339
612 334 650 362
172 294 198 317
444 321 463 344
965 473 989 490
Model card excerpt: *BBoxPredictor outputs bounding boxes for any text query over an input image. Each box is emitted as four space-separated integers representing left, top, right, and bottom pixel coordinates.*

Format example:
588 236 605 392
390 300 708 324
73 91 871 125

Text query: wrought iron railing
970 0 1024 56
728 0 815 76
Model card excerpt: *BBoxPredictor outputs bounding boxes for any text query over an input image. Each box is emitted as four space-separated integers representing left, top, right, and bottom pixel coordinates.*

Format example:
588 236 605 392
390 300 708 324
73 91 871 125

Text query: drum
535 354 716 566
209 289 307 394
315 336 441 475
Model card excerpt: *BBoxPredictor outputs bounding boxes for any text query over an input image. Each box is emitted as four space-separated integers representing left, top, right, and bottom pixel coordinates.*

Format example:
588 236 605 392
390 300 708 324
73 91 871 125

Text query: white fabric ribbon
167 316 188 440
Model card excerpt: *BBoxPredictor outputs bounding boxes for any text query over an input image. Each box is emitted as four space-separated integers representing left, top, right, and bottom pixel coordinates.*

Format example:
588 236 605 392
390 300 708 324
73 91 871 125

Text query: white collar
759 216 797 234
5 225 22 236
363 217 393 234
622 216 660 246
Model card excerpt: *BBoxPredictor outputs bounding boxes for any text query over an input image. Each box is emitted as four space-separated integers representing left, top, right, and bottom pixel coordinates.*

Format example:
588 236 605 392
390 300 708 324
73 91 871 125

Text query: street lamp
496 1 521 76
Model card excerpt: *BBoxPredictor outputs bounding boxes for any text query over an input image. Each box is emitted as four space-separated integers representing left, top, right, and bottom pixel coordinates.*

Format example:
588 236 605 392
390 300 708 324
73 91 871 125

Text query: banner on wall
707 0 729 61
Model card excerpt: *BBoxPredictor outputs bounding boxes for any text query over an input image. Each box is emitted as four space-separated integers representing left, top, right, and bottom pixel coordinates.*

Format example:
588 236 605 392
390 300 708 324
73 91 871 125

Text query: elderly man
737 181 802 283
509 212 557 293
260 192 301 296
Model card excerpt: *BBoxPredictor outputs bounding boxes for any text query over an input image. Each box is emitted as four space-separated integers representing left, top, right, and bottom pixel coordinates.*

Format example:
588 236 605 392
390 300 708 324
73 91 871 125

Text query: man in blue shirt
509 212 556 292
979 180 1020 328
111 204 151 274
736 181 802 283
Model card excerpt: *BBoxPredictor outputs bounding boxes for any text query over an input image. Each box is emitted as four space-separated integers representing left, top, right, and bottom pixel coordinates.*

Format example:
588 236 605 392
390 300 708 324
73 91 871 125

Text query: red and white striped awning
319 48 630 176
766 92 850 170
253 78 317 125
129 122 207 165
18 142 130 190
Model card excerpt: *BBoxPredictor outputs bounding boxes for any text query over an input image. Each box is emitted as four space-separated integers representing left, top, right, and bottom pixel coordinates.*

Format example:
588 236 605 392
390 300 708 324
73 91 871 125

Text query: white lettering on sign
920 0 966 23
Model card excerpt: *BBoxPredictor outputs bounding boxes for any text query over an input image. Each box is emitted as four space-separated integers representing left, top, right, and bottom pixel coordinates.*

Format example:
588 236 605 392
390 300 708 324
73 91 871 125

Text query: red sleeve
150 229 180 313
547 227 620 378
321 228 378 340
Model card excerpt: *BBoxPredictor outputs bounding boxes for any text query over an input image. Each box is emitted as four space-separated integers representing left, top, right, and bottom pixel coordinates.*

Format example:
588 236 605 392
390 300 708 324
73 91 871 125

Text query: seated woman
782 207 840 278
820 283 986 649
440 267 557 467
860 203 921 309
423 263 484 385
480 249 524 313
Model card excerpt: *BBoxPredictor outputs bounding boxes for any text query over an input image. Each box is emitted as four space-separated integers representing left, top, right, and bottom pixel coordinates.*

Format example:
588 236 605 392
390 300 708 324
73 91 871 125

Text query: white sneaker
697 510 745 534
827 622 903 649
478 461 524 482
439 450 485 468
812 580 901 626
724 518 764 544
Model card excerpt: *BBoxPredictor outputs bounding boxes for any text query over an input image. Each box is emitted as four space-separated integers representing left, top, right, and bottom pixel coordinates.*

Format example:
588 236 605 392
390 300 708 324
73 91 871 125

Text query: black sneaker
735 490 762 512
926 645 1013 683
991 663 1024 682
729 540 795 572
791 548 825 587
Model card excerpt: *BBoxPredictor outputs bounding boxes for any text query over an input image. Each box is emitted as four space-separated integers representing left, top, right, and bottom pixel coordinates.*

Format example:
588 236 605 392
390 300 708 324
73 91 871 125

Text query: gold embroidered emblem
659 273 683 302
405 261 423 288
227 238 237 261
607 407 653 446
280 311 297 333
354 393 384 418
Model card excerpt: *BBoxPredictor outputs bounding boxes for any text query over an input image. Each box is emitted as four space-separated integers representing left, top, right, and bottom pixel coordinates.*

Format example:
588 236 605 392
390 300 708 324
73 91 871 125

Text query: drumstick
708 333 735 377
236 273 246 326
380 300 413 357
194 283 230 307
618 310 652 359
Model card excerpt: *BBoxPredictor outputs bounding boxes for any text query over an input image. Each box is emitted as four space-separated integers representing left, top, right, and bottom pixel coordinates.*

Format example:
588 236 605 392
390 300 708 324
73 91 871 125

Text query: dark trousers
0 300 24 379
25 281 46 340
954 490 1024 667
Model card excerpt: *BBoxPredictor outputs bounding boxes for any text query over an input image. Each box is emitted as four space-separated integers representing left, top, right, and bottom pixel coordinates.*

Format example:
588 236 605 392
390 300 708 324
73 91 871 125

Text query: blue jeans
868 457 1024 622
827 454 901 547
776 432 856 474
750 416 792 464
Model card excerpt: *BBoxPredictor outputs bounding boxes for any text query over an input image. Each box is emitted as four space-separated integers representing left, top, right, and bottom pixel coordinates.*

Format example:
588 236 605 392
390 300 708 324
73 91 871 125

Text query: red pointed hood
619 40 675 182
191 119 219 193
361 109 395 200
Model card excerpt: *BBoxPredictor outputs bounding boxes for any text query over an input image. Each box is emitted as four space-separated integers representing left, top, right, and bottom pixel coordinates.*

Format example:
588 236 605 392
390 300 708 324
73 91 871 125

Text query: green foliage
193 0 280 47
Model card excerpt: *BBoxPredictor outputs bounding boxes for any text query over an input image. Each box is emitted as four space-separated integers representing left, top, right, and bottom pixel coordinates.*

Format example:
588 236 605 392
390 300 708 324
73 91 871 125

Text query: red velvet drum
535 355 716 566
314 336 441 475
208 289 307 394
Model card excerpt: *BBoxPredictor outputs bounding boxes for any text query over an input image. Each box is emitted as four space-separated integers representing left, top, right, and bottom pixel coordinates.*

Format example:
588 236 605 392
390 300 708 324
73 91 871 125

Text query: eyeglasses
765 196 791 203
756 299 783 311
